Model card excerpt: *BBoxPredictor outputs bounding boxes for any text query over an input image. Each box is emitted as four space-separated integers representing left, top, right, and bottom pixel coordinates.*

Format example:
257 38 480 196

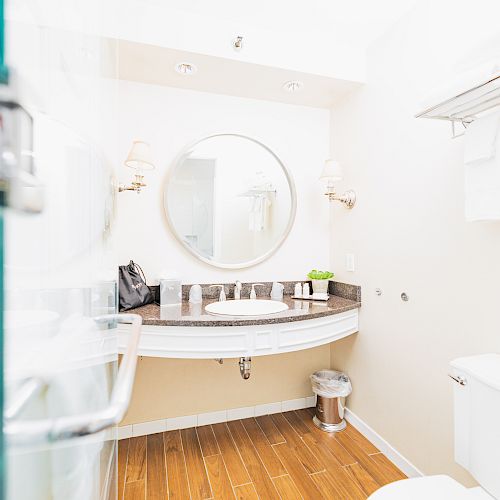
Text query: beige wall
329 0 500 486
122 346 330 425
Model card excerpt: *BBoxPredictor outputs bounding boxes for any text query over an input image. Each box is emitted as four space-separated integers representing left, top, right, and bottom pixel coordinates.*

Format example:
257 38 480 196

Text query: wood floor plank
234 483 259 499
164 430 191 499
286 411 346 471
336 431 393 486
310 471 346 499
181 427 213 499
118 413 406 500
344 463 381 496
212 423 251 487
118 439 129 500
282 410 311 435
273 443 323 500
255 415 285 444
313 469 368 500
295 409 357 465
370 453 407 483
123 480 145 500
345 422 380 455
226 420 281 500
270 413 324 474
146 433 167 500
205 454 235 500
240 418 287 478
323 467 367 499
197 425 220 457
125 436 147 483
272 475 302 500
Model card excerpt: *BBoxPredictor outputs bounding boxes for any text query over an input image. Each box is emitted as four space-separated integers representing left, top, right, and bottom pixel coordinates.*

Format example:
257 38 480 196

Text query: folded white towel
465 122 500 221
464 111 500 165
420 60 500 111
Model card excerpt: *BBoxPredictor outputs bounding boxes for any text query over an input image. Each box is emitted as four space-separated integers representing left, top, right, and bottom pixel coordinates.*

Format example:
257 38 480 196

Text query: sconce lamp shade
124 141 155 170
320 159 343 183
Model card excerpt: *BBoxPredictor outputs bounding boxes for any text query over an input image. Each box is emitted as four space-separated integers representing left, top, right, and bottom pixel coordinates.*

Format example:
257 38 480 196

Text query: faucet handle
234 280 242 300
250 283 265 299
209 284 226 301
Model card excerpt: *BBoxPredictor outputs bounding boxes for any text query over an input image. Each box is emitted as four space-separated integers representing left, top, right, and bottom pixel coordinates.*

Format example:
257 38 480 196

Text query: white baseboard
118 395 317 439
344 407 424 478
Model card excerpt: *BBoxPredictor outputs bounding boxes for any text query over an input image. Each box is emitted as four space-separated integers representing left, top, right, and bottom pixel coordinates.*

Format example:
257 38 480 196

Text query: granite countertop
126 281 361 327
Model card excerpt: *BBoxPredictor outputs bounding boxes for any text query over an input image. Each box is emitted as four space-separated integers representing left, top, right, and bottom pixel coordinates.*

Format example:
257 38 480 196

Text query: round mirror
164 134 296 268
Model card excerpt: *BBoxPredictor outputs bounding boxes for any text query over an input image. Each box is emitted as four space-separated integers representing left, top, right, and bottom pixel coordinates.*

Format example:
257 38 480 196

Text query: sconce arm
324 187 356 209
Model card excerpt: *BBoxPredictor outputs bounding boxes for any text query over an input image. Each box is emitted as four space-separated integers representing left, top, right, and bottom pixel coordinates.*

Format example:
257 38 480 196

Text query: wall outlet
345 253 355 272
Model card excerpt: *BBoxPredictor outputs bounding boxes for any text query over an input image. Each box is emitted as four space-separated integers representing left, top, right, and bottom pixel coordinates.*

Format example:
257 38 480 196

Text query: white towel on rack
248 195 270 231
465 120 500 221
464 111 500 165
420 60 500 111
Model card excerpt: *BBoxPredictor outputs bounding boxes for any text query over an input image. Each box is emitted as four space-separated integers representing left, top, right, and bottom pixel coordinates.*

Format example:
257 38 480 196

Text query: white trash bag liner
311 369 352 398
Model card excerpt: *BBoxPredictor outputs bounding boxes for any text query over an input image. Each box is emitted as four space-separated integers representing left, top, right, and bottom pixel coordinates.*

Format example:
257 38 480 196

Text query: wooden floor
119 408 406 499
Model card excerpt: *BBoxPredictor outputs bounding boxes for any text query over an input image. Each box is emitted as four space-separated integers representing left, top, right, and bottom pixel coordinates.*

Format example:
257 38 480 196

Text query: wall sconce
118 140 155 194
319 159 356 209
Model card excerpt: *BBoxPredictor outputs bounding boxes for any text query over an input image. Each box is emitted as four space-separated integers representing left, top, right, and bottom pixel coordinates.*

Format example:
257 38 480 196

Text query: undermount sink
205 299 289 317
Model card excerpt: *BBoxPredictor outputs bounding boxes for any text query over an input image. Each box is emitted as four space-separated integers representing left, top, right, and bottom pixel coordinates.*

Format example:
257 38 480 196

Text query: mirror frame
163 133 297 269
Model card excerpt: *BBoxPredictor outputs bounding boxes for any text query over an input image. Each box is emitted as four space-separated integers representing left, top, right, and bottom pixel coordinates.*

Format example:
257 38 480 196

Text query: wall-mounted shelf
416 74 500 138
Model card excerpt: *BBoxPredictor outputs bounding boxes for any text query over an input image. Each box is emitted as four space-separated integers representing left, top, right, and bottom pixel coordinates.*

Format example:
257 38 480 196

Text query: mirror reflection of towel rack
416 74 500 138
238 188 277 197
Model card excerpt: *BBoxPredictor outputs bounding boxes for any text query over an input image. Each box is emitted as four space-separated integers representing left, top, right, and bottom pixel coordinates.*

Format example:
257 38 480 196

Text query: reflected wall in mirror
164 134 296 268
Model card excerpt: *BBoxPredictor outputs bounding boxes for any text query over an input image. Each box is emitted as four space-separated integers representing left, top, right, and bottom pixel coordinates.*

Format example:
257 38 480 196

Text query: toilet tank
450 354 500 499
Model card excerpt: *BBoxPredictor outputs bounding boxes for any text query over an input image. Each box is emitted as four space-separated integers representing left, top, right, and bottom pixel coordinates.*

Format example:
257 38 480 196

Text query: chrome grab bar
4 313 142 446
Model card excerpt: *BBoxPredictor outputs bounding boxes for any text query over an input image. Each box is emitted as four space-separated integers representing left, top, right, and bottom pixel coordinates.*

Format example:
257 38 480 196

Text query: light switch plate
345 253 355 272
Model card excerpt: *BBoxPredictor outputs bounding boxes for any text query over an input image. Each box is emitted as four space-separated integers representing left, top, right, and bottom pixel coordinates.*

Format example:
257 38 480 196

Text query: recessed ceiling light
175 62 197 75
282 80 304 92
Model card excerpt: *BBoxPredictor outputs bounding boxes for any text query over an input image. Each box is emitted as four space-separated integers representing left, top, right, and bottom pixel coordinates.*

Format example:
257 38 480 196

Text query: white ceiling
115 0 418 108
118 40 362 108
141 0 418 48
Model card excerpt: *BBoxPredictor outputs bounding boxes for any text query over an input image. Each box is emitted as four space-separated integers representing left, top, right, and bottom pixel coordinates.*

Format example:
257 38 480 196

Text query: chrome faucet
234 280 242 300
209 284 226 301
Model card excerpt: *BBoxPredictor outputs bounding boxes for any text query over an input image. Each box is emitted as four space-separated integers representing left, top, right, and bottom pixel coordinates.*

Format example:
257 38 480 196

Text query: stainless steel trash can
310 370 352 432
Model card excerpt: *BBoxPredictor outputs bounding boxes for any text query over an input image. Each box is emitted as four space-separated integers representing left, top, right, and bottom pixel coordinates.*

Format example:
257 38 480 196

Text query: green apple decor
307 269 334 294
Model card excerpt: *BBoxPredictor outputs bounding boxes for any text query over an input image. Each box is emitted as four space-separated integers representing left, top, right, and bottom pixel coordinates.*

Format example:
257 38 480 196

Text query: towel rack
238 188 277 197
416 74 500 138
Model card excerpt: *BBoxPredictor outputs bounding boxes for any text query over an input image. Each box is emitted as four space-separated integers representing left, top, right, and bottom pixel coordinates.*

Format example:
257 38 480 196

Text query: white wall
113 81 332 425
113 80 330 283
330 0 500 485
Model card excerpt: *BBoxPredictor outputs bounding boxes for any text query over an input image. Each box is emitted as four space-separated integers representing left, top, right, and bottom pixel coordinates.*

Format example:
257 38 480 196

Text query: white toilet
370 353 500 499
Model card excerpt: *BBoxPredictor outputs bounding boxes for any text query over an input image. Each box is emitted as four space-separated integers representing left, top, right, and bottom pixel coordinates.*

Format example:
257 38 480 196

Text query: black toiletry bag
118 260 154 311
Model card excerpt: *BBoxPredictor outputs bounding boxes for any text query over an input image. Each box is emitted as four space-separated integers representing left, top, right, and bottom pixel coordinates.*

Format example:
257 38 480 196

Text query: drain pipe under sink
239 357 252 379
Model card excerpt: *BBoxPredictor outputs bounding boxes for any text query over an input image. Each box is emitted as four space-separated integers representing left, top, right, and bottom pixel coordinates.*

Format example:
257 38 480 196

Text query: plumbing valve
239 357 251 380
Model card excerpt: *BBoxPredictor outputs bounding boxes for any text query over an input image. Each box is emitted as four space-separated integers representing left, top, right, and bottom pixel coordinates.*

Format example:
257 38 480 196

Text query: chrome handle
0 99 44 213
4 313 142 446
448 374 467 386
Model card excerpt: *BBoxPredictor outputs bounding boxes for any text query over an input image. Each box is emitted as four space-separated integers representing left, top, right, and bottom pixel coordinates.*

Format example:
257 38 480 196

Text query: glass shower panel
3 0 120 498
